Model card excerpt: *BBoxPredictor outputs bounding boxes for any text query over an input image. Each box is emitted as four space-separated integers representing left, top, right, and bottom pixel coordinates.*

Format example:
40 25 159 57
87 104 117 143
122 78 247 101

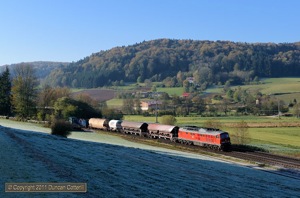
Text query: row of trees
118 89 291 117
0 65 101 121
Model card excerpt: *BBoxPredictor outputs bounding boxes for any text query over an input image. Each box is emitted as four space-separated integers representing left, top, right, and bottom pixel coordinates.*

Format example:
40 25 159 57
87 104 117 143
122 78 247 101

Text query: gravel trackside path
0 124 300 197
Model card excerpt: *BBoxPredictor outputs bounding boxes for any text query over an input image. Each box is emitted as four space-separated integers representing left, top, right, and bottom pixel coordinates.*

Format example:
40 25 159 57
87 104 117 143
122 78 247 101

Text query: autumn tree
231 120 250 145
161 115 177 125
38 85 55 108
37 85 55 121
191 95 206 115
38 86 71 107
102 108 123 120
203 119 223 129
52 86 71 99
293 103 300 118
218 99 230 115
11 64 38 119
151 84 157 92
122 98 135 114
37 86 73 121
53 97 101 120
176 71 184 86
74 93 99 108
0 67 12 116
134 98 142 115
183 79 190 92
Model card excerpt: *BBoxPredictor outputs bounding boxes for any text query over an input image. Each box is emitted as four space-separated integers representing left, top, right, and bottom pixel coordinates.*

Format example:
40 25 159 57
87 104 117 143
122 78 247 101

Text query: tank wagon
109 120 122 132
88 118 109 130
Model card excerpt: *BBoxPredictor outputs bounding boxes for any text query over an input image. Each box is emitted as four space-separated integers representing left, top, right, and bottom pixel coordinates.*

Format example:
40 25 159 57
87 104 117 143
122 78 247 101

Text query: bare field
72 89 115 102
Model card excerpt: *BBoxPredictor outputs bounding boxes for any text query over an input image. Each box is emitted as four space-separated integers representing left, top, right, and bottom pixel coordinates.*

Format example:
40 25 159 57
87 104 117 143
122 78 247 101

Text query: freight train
88 118 231 151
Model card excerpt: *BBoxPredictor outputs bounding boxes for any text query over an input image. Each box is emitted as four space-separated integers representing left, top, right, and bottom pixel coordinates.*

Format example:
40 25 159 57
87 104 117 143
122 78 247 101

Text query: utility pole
155 92 158 123
278 99 280 119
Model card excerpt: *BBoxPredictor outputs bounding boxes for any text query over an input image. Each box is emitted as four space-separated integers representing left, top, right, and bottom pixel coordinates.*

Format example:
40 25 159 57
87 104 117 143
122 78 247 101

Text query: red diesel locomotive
176 126 231 150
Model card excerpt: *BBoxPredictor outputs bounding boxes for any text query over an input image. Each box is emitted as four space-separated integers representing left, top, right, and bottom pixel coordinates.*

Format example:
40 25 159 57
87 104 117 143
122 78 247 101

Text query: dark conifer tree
0 67 12 116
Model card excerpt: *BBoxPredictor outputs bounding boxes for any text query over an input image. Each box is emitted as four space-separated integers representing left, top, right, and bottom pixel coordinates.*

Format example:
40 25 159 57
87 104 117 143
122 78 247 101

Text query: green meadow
106 98 124 108
206 77 300 104
156 87 184 96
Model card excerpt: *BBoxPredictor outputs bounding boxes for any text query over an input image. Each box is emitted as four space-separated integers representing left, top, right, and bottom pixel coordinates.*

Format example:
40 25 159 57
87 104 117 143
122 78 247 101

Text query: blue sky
0 0 299 66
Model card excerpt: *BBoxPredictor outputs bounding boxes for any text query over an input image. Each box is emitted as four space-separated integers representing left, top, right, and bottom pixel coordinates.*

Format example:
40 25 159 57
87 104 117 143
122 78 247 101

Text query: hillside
43 39 300 88
0 61 69 79
0 121 299 197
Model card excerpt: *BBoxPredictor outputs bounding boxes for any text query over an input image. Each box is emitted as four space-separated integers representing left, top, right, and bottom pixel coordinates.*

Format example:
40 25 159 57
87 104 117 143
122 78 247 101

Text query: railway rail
221 150 300 169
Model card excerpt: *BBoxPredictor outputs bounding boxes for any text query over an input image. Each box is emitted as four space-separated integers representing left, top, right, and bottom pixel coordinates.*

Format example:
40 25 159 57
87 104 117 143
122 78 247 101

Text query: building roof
141 100 162 105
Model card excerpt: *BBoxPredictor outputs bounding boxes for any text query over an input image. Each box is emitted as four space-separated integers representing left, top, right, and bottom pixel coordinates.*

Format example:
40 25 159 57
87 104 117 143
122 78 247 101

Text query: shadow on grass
231 144 268 152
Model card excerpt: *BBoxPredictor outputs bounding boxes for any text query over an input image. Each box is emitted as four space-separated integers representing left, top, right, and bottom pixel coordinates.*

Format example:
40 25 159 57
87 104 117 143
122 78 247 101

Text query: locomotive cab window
221 133 229 139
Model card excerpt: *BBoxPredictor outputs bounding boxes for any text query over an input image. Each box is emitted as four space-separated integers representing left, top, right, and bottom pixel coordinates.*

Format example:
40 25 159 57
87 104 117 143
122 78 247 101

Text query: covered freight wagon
121 121 148 136
147 123 179 140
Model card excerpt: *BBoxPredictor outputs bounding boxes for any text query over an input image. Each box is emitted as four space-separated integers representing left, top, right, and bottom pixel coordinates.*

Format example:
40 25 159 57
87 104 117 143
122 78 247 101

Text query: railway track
94 129 300 173
221 150 300 169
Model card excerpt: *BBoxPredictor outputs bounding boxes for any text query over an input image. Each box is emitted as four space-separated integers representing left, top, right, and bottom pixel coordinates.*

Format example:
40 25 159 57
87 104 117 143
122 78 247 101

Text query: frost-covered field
0 119 299 198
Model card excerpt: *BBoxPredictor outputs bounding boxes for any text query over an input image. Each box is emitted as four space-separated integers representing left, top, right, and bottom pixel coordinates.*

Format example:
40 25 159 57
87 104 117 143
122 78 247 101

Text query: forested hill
43 39 300 88
0 61 69 79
